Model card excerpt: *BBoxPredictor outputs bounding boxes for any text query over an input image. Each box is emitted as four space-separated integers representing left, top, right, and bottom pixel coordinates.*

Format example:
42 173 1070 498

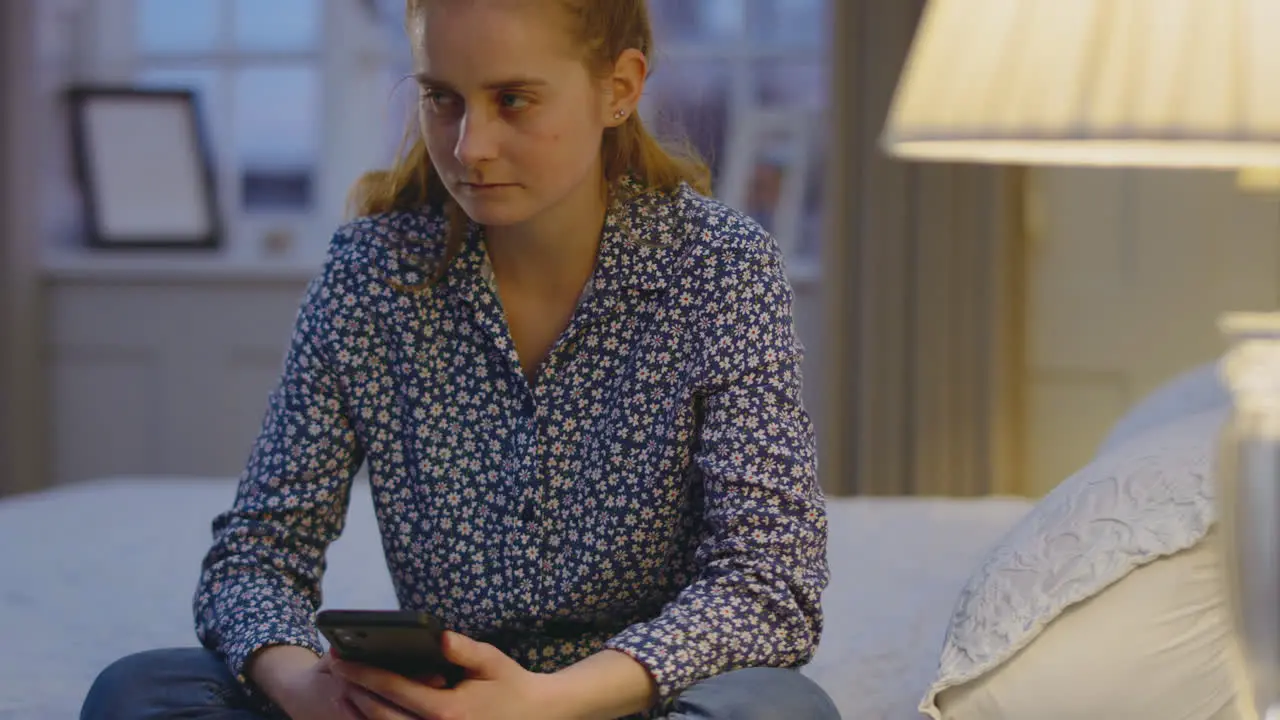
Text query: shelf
41 251 323 283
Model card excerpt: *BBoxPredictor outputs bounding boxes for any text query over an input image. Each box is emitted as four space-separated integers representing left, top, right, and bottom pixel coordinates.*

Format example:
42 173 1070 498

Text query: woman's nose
454 111 500 167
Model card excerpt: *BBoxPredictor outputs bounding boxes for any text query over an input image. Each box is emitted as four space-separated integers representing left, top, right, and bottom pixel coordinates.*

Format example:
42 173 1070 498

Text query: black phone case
315 610 465 684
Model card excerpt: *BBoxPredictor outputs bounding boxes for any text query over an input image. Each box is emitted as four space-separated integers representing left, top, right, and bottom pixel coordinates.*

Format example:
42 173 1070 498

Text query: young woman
80 1 837 718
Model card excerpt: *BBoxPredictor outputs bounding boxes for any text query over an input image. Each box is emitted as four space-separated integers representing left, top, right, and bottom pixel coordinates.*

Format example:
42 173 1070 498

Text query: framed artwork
65 86 222 250
718 107 816 264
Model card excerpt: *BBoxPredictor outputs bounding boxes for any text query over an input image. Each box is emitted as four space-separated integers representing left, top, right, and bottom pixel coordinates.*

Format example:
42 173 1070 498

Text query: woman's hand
253 646 374 720
331 632 564 720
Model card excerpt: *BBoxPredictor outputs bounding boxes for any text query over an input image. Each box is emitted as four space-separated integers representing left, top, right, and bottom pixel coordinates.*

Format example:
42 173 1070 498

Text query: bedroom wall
0 0 47 497
38 0 985 496
32 1 834 489
31 0 1263 500
1027 167 1280 496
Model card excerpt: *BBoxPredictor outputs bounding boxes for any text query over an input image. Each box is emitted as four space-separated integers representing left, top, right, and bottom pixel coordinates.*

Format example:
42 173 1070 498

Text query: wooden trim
990 168 1031 496
0 0 48 496
817 0 862 495
856 0 921 496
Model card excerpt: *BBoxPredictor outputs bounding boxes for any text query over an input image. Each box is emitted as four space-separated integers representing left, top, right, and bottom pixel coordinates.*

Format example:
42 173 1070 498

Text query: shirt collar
385 180 689 303
587 180 686 296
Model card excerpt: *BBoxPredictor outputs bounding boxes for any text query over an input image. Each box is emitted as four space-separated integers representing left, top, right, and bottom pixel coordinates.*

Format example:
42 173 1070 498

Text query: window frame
381 4 829 276
80 0 827 274
82 0 389 265
649 72 827 273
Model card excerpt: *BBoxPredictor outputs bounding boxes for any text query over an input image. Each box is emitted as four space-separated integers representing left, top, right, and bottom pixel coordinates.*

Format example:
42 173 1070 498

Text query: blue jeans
80 648 842 719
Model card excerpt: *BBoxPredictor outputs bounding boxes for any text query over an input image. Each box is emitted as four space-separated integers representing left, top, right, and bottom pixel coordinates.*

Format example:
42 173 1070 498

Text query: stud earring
614 109 628 120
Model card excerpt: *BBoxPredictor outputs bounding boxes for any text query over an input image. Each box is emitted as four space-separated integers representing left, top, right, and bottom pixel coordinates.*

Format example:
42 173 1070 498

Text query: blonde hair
346 0 712 286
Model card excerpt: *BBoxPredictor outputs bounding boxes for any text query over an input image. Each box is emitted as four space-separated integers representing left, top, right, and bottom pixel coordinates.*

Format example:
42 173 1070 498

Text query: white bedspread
0 477 1032 719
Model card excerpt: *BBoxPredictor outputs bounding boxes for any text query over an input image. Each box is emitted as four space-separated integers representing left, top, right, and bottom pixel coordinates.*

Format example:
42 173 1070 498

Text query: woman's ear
604 48 648 126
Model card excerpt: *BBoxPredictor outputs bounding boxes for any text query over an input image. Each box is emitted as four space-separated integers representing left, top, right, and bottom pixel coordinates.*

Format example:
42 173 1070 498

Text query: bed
0 475 1033 720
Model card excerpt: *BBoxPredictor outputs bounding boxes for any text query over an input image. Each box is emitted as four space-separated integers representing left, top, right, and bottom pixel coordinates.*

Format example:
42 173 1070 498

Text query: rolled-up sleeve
605 238 830 702
193 241 366 689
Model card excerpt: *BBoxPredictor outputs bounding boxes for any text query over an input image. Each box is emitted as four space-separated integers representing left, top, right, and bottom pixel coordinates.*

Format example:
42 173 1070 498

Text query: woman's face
409 0 610 228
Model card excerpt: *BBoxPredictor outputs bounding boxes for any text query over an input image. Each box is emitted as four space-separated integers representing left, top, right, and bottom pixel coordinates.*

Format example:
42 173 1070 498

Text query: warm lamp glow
883 5 1280 719
1238 167 1280 193
882 0 1280 168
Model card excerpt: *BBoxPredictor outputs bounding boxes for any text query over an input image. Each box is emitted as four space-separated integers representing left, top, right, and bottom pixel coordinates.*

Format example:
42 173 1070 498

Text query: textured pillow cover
919 407 1231 719
932 527 1251 720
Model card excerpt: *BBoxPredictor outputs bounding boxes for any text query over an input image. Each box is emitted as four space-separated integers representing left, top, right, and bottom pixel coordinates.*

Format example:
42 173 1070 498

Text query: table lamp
880 1 1280 716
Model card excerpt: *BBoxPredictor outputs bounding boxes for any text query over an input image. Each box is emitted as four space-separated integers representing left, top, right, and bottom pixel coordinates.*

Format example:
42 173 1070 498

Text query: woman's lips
460 182 515 191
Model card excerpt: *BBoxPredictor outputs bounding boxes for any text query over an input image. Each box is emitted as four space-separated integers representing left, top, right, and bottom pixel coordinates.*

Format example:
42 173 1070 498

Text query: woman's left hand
330 631 566 720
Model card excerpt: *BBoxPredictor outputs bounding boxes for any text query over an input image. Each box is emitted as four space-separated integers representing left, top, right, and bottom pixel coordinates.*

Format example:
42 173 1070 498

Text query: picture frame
65 86 222 250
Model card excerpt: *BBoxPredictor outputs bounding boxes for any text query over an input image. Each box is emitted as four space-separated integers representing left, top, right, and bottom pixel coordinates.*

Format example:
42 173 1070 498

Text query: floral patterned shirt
193 183 830 713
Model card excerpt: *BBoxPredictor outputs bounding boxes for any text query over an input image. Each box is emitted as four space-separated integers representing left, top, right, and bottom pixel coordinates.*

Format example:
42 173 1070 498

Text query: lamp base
1218 311 1280 717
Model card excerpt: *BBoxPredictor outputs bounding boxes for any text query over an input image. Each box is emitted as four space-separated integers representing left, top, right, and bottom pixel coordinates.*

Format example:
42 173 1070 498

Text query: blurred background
3 0 1279 502
36 0 828 266
3 0 838 492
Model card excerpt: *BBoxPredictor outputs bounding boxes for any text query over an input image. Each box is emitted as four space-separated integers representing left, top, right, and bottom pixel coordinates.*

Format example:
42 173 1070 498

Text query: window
645 0 830 278
376 0 829 279
87 0 389 263
88 0 828 271
133 0 324 255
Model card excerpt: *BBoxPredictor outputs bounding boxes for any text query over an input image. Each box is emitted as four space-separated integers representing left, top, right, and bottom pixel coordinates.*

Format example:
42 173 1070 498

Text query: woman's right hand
251 646 368 720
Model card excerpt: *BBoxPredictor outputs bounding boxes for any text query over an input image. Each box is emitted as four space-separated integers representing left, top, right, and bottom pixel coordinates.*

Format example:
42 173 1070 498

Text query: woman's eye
499 93 530 110
422 90 457 110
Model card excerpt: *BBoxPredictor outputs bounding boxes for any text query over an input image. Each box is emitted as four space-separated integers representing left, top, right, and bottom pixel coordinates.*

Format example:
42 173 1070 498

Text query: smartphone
315 609 465 685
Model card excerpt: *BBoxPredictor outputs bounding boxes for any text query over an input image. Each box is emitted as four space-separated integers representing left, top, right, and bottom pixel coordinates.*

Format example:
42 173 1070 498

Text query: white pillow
1095 360 1229 457
932 527 1252 720
919 407 1230 719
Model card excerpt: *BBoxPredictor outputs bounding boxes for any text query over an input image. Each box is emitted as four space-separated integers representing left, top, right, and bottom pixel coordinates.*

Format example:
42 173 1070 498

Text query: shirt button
521 503 537 523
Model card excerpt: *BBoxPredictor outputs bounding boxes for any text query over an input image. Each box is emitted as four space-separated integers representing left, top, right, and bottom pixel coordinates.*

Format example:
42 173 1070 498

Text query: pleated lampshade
881 0 1280 168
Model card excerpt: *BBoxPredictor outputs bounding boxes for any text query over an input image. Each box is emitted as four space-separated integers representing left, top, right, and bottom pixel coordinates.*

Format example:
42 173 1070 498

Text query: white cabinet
45 265 312 485
43 263 826 487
